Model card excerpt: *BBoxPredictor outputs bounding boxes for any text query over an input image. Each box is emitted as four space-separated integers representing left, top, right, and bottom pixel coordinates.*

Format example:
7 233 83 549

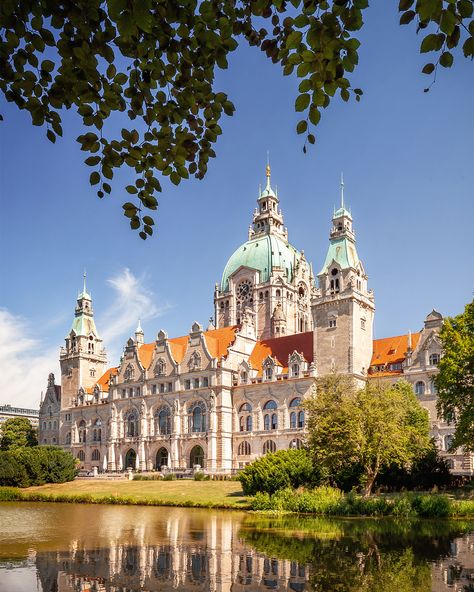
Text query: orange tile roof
97 367 118 392
137 326 239 368
249 332 313 374
371 332 421 366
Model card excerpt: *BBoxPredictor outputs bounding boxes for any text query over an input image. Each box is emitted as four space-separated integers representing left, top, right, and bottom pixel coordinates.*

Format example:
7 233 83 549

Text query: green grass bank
0 481 473 517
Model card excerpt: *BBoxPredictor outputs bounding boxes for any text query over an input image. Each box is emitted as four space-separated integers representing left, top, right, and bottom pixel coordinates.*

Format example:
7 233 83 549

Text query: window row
42 420 58 430
238 398 305 432
414 380 438 396
184 376 209 390
238 438 304 456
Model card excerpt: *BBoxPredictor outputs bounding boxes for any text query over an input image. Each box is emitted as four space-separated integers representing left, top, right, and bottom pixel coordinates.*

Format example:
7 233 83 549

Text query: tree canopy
0 416 38 450
305 376 431 495
436 298 474 452
1 1 472 238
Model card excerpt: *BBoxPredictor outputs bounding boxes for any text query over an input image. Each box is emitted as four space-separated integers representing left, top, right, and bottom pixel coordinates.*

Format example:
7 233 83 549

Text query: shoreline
1 484 474 518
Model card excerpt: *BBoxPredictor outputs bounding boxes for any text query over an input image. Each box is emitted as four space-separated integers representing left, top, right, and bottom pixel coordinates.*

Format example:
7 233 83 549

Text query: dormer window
264 366 273 380
240 371 248 384
291 363 300 377
429 353 440 366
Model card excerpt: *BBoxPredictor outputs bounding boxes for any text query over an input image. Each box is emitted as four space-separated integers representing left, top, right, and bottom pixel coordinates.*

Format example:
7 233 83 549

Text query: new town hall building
39 168 473 476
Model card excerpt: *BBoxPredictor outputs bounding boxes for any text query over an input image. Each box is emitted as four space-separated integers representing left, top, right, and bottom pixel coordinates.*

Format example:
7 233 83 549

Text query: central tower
214 166 314 340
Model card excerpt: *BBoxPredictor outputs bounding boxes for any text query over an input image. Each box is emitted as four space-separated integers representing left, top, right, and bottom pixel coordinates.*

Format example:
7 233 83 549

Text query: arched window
125 409 139 437
65 432 71 445
263 400 277 431
188 402 207 433
156 447 169 469
264 366 273 380
238 441 251 456
190 445 204 468
42 421 46 430
78 420 86 443
291 363 300 377
289 397 301 408
48 405 52 417
92 418 102 442
238 402 252 433
290 411 297 429
124 364 135 381
415 381 425 396
125 448 137 469
154 358 166 377
53 420 57 429
77 450 85 461
263 440 276 454
240 370 248 384
298 410 305 428
91 449 100 461
289 438 303 449
155 406 171 435
444 434 454 451
188 351 202 371
429 353 440 366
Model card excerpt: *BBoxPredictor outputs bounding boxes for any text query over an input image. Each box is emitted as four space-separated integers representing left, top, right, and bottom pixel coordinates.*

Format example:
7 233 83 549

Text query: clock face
237 280 252 301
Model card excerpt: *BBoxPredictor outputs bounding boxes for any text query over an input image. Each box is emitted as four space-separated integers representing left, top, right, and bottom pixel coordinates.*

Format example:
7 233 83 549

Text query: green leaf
41 60 54 72
420 33 439 53
398 0 414 10
85 156 101 166
90 172 100 185
400 10 416 25
126 185 138 194
307 134 316 145
296 120 308 134
46 129 56 143
295 93 310 112
143 215 155 226
421 62 435 74
440 9 457 36
130 218 140 230
309 105 321 126
439 51 453 67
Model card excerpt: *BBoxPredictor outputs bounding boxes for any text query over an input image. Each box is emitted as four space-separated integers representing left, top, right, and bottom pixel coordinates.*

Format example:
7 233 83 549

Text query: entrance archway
125 448 136 469
156 447 169 469
189 445 204 469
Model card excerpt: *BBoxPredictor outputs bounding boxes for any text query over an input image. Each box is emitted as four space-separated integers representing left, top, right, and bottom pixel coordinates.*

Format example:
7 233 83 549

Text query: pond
0 502 473 591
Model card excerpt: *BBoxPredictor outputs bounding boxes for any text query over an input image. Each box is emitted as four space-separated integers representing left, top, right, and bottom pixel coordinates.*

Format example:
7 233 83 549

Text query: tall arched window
124 364 135 381
238 441 251 456
289 438 303 449
415 381 425 396
188 402 207 433
77 450 85 461
91 449 100 461
238 402 252 433
125 409 139 437
154 358 166 377
92 418 102 442
65 432 71 445
444 434 454 451
263 400 277 431
263 440 276 454
78 420 86 443
155 406 171 435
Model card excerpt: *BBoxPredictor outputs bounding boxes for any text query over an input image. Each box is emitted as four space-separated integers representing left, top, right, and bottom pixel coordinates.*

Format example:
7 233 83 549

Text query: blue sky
1 3 473 408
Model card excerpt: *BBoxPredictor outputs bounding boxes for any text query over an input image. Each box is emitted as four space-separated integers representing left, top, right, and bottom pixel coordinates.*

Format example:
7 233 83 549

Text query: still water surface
0 502 473 592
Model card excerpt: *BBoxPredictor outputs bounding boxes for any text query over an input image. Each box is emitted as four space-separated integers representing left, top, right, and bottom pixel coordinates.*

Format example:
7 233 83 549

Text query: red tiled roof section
249 331 313 373
371 333 421 366
137 326 239 368
96 367 118 392
203 326 238 359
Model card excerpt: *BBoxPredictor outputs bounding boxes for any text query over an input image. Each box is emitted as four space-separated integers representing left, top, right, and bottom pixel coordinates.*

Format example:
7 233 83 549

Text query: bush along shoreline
249 486 474 518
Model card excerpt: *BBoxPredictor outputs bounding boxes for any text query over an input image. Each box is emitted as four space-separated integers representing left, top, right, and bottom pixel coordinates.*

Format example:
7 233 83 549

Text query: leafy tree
1 446 78 486
305 376 431 496
1 1 472 238
0 451 29 486
0 416 38 450
436 298 474 452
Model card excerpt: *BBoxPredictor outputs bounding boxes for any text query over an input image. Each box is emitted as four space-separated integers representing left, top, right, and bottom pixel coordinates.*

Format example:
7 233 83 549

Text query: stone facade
38 168 473 476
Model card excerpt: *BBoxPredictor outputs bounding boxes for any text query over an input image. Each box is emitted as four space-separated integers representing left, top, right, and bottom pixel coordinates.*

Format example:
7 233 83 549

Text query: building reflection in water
35 511 309 592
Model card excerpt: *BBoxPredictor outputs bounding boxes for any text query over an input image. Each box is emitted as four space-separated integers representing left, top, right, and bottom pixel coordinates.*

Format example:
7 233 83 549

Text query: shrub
163 473 176 481
238 448 319 495
193 472 209 481
411 494 451 518
0 452 29 487
133 474 163 481
1 446 77 487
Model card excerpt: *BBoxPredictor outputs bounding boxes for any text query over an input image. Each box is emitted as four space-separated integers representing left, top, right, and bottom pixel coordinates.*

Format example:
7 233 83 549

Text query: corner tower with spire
215 164 314 340
59 273 107 408
311 178 375 382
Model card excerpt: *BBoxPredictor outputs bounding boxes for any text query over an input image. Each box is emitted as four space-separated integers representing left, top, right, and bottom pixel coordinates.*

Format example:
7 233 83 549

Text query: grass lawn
16 479 249 509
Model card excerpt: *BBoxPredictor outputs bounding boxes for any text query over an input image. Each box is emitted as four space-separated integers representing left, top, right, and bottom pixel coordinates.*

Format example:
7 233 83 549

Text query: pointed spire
83 269 87 295
340 172 345 210
136 319 143 334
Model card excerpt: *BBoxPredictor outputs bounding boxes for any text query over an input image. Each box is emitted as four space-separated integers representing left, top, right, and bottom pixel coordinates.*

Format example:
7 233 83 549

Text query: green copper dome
220 235 300 292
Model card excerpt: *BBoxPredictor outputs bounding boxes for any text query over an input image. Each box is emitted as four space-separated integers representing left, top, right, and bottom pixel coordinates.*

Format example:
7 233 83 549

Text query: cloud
100 268 168 360
0 308 58 409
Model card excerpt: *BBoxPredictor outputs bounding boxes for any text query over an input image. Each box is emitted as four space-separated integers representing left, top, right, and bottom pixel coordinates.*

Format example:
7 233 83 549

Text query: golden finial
266 164 271 178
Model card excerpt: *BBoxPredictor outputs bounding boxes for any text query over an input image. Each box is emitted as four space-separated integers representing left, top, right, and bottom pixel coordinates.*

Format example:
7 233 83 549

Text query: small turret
135 319 144 345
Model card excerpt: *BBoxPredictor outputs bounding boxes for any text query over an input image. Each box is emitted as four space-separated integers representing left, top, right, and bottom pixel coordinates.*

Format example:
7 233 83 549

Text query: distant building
0 404 40 432
38 167 473 476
